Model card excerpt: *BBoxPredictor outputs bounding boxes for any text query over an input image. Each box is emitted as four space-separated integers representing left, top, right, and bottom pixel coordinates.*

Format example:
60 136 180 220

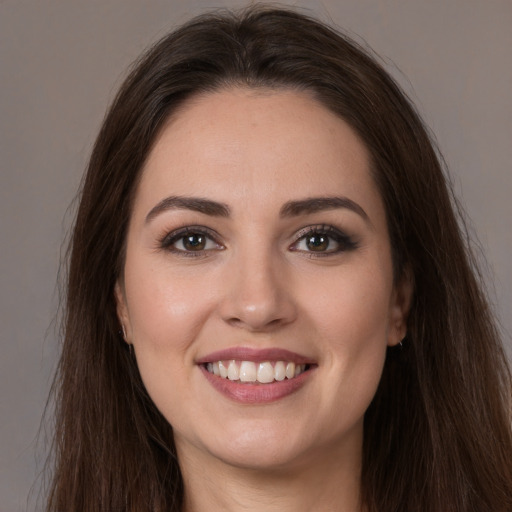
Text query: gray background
1 0 510 510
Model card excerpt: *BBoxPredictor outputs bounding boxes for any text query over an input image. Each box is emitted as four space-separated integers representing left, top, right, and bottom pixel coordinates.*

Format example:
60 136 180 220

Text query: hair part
47 6 512 512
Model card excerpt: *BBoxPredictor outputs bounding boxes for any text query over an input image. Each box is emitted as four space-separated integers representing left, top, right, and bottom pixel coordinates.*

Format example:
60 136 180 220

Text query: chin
208 440 308 472
175 418 313 471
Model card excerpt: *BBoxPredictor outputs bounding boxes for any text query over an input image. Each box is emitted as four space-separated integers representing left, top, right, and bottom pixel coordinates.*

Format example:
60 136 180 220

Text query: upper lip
195 347 316 365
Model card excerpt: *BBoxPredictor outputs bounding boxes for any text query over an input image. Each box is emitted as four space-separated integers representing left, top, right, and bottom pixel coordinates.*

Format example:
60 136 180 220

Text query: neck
178 436 364 512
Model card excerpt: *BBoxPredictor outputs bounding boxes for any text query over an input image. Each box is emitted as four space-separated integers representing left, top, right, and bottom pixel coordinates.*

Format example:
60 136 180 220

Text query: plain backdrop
1 1 511 510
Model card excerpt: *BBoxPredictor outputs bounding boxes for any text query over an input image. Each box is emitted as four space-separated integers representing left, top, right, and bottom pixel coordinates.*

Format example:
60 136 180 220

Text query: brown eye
182 233 206 251
161 226 224 255
306 234 329 251
290 225 359 256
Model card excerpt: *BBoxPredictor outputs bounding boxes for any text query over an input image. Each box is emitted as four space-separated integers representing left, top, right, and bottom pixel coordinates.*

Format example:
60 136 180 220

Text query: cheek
122 258 216 422
302 262 392 409
124 257 215 352
305 261 393 347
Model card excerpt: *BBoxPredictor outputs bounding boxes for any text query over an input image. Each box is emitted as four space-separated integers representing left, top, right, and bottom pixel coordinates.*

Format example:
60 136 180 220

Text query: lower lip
199 365 313 404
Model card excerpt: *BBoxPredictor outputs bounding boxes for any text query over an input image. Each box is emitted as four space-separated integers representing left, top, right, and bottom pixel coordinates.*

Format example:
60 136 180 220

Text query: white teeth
257 362 274 383
206 360 309 383
227 360 239 380
239 361 257 382
274 361 286 381
218 360 228 378
285 362 295 379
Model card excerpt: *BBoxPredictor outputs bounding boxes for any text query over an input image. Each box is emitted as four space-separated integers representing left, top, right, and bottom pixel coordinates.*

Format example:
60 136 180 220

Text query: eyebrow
145 196 230 223
145 195 369 224
280 196 370 222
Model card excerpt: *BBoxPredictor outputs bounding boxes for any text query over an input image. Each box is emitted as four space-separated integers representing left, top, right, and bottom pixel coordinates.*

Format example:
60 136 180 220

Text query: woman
47 6 512 512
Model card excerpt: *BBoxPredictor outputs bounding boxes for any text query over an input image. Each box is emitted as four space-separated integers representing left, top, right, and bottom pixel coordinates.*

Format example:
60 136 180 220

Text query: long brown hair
47 6 512 511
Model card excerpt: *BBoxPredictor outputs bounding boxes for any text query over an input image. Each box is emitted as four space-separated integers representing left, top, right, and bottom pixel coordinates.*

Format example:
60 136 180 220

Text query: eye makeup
158 225 224 257
290 224 359 256
156 221 358 259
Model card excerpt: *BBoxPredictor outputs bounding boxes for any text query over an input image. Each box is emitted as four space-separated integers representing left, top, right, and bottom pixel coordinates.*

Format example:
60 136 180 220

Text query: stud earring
119 325 134 357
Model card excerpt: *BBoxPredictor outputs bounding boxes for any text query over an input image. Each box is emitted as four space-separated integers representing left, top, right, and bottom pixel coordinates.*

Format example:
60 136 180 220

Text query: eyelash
158 224 358 258
159 226 224 258
290 224 358 257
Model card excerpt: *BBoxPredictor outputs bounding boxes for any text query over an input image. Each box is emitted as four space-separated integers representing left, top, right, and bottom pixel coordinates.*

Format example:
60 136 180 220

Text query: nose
219 248 297 332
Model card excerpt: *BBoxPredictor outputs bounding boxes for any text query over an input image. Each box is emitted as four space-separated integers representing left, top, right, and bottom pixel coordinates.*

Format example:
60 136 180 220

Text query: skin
116 88 412 512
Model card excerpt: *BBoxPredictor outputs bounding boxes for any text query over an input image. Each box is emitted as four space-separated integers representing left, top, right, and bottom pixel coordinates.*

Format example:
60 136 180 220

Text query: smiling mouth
202 360 312 384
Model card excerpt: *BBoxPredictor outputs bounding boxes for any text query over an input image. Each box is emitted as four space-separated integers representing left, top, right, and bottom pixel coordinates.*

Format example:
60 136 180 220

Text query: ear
115 280 132 344
387 268 414 347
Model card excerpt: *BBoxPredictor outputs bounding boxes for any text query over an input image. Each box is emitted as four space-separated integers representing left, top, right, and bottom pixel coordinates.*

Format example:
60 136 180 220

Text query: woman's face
116 88 410 471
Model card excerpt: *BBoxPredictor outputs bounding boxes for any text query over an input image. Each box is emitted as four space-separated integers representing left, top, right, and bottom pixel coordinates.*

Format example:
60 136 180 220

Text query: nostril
226 315 286 332
227 317 243 328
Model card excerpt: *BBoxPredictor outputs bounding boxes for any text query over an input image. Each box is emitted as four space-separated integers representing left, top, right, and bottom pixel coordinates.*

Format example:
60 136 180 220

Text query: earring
119 325 134 357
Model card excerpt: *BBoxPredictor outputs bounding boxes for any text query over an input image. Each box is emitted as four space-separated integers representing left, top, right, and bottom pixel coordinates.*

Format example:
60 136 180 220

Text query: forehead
136 87 383 220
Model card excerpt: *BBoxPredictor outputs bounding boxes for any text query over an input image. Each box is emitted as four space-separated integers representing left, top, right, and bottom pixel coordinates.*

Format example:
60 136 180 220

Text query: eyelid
157 223 356 257
289 224 358 255
159 225 224 255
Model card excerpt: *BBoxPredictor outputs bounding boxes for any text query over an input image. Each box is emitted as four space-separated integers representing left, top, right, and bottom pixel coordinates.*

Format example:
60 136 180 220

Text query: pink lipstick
196 347 316 404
